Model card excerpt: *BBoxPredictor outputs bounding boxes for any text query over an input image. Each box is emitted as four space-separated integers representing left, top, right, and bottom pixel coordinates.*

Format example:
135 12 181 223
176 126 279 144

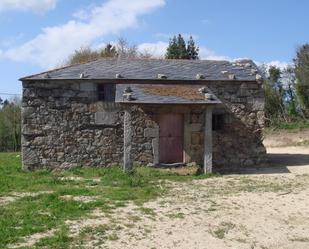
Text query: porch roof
115 84 222 104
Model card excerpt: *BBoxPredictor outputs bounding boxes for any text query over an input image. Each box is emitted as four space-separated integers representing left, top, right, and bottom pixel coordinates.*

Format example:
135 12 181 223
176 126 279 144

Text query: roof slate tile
21 58 260 82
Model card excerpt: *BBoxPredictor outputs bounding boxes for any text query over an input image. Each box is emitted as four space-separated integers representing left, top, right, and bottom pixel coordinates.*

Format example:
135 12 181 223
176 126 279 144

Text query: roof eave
116 101 222 105
20 78 258 84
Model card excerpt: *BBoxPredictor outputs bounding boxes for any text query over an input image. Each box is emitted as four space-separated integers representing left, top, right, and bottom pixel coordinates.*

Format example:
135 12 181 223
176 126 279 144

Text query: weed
211 222 235 239
166 212 185 219
138 207 157 216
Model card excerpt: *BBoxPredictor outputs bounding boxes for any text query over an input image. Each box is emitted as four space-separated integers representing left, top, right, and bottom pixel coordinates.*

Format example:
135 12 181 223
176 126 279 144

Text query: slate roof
115 84 222 104
21 58 261 82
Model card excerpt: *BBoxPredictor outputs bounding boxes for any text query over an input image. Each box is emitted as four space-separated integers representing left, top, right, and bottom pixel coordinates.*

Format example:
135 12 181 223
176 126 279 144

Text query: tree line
0 98 21 152
261 44 309 127
66 35 199 65
0 35 308 152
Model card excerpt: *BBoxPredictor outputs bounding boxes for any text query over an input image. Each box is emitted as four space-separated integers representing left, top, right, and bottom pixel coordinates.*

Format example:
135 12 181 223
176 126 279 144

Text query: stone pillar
204 106 213 174
123 109 133 172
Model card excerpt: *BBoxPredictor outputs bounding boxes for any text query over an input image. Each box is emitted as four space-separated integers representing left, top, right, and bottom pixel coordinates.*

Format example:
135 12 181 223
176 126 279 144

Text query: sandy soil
0 191 53 206
66 145 309 249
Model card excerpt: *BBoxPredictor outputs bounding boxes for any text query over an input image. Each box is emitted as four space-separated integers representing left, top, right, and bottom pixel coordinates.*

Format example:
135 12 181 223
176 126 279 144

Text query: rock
187 162 197 167
249 112 256 119
191 132 202 145
33 136 46 146
142 143 152 150
60 162 78 170
22 124 44 136
95 111 117 125
144 128 158 138
22 107 36 117
57 152 64 161
23 147 39 166
252 98 265 111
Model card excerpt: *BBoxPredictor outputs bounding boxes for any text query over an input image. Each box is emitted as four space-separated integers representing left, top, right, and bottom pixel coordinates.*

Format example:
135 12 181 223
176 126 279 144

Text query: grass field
0 152 215 249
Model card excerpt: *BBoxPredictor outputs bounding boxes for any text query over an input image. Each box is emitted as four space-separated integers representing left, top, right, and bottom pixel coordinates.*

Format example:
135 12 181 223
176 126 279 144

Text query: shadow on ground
225 151 309 175
268 153 309 167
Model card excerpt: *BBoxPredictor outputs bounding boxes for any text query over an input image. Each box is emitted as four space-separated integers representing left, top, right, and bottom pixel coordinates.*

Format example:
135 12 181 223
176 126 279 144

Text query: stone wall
22 81 160 170
21 80 266 171
209 81 266 169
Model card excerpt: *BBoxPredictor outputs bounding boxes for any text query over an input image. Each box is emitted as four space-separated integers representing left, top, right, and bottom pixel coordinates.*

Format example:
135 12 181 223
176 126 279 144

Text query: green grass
0 152 218 248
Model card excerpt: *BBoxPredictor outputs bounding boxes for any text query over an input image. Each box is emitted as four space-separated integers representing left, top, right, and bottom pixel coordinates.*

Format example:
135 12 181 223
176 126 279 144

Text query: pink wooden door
159 114 184 163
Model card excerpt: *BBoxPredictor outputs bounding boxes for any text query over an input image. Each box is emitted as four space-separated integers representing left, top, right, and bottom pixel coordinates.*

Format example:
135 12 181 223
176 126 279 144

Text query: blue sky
0 0 308 100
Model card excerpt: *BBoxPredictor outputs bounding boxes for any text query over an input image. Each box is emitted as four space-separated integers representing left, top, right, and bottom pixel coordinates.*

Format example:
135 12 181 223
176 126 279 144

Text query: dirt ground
63 145 309 249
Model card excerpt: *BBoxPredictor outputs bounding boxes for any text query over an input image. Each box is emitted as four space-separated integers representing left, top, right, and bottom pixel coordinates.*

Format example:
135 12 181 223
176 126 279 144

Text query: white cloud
0 0 57 14
138 41 168 58
199 47 230 61
1 0 165 68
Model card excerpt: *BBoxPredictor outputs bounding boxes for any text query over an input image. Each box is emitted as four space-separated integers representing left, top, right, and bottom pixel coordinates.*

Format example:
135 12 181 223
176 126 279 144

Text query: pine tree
187 36 199 60
165 34 199 60
177 34 188 59
165 36 179 59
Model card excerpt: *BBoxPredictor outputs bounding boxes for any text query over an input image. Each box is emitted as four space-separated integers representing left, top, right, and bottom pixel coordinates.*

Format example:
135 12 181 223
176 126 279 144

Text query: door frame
141 105 197 166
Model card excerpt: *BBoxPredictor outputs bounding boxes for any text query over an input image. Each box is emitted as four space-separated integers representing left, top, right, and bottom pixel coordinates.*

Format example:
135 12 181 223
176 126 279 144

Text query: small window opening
213 114 224 131
97 84 115 102
98 85 105 101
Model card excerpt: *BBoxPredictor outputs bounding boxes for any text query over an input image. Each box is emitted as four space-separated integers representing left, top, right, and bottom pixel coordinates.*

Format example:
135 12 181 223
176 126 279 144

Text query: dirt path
65 146 309 249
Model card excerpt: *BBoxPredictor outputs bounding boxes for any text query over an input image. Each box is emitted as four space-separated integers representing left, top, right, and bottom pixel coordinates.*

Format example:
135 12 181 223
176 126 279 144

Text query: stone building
20 58 266 172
